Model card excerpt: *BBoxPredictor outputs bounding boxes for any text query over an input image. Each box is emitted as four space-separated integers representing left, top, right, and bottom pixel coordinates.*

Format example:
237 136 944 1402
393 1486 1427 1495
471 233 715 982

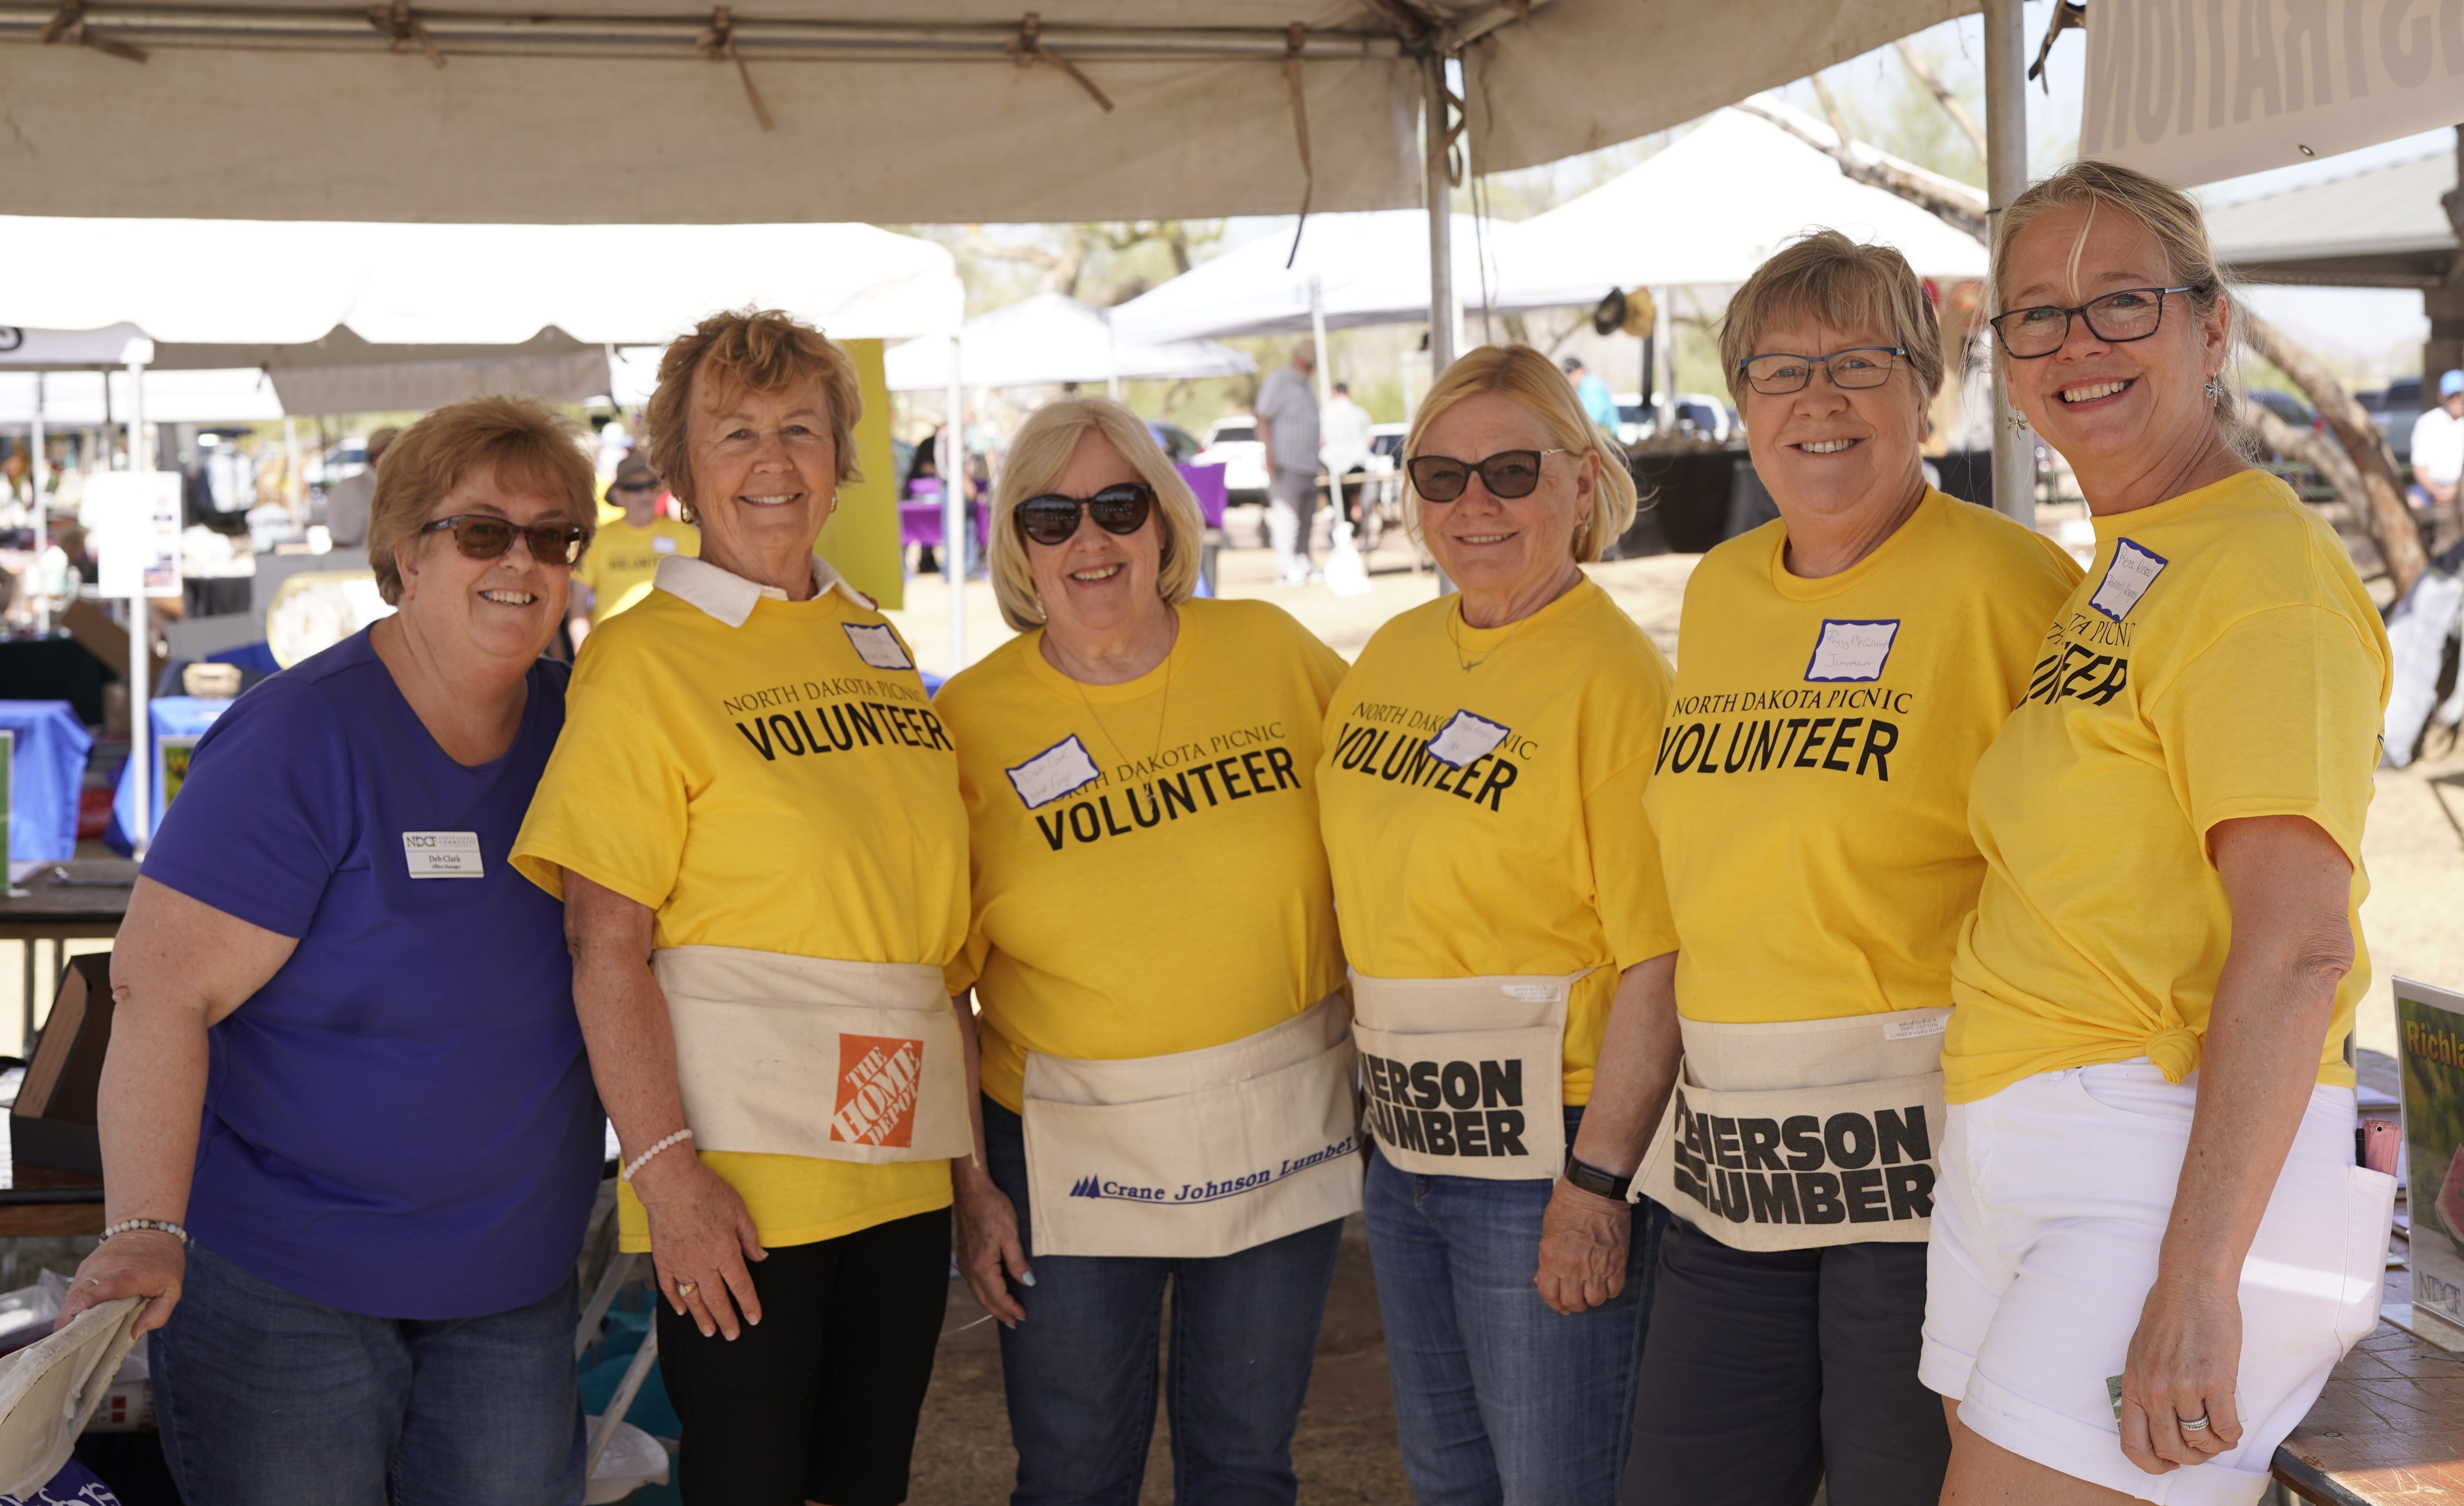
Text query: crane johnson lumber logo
1064 1137 1358 1204
1668 1086 1935 1227
830 1034 924 1148
1359 1051 1532 1159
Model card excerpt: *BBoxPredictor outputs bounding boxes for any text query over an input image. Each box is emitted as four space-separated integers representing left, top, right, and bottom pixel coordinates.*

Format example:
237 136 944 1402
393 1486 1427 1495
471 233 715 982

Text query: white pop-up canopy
0 218 963 412
882 292 1254 392
1109 211 1536 346
0 369 284 427
1495 105 1991 310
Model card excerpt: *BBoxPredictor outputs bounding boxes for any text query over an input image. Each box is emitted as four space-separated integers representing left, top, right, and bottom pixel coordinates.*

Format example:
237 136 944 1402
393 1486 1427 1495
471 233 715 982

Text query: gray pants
1268 468 1317 580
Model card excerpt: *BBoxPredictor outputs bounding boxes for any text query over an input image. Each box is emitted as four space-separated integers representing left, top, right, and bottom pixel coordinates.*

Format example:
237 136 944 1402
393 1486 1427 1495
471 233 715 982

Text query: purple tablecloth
1179 463 1228 530
900 501 988 550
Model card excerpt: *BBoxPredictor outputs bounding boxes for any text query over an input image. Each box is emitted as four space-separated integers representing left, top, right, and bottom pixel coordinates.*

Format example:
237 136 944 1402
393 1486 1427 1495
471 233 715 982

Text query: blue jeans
984 1097 1345 1506
152 1241 584 1506
1365 1108 1665 1506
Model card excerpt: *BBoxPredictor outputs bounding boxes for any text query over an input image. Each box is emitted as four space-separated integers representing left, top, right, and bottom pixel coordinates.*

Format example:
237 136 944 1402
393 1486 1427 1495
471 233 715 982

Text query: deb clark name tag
403 831 484 878
1007 735 1103 810
1427 710 1511 769
1805 619 1901 683
843 622 916 672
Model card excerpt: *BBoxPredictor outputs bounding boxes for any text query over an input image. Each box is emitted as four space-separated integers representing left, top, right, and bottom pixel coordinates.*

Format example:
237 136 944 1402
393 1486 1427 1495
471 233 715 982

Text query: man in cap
568 454 697 649
2409 370 2464 525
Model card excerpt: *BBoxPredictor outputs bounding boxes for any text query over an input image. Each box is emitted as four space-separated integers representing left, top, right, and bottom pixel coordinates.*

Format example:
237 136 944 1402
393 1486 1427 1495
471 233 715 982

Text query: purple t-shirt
140 630 601 1320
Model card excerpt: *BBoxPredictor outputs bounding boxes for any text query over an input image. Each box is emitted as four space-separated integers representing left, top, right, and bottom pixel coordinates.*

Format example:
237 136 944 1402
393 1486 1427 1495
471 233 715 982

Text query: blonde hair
988 397 1205 634
646 308 863 520
1718 230 1945 409
1994 159 2239 434
1404 345 1636 564
368 396 597 607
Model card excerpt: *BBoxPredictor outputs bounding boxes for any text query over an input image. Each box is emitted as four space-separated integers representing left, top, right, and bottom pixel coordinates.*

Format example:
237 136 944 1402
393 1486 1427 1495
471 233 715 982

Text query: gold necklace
1058 613 1177 790
1446 605 1534 673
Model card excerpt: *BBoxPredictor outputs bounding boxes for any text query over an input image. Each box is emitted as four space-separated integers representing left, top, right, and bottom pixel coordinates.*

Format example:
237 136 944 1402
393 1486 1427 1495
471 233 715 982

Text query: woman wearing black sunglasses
64 397 607 1503
939 396 1358 1506
1314 343 1664 1506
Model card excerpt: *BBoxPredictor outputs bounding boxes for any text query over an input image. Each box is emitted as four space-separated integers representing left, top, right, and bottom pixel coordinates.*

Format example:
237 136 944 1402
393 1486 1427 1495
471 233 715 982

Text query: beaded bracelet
101 1218 189 1245
620 1129 693 1183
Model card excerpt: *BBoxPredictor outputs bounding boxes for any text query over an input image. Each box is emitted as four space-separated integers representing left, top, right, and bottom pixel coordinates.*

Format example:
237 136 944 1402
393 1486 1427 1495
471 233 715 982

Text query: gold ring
675 1280 698 1298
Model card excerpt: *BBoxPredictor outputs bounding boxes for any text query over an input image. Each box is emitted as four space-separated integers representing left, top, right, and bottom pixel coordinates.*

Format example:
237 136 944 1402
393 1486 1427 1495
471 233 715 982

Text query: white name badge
1007 735 1103 810
2090 538 2169 622
403 831 484 878
651 536 680 555
1427 709 1510 769
843 622 916 672
1804 618 1901 683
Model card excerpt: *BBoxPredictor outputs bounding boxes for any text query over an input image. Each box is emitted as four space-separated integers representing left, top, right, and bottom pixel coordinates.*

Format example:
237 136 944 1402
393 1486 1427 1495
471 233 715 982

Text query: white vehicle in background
1194 416 1269 507
1613 392 1741 448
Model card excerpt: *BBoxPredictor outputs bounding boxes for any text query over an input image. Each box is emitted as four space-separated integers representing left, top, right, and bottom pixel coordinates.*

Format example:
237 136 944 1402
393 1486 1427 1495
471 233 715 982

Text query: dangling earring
2205 377 2227 403
2002 407 2031 432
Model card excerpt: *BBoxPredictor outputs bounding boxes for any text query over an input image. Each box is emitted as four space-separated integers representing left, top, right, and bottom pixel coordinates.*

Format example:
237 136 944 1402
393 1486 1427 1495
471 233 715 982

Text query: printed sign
1664 1083 1936 1233
87 472 185 601
2400 981 2464 1335
1427 710 1510 770
1883 1014 1947 1042
831 1034 924 1149
843 622 916 672
1805 619 1901 683
1359 1049 1536 1162
1062 1136 1360 1208
401 831 484 878
1006 734 1103 810
160 736 198 809
2090 538 2169 622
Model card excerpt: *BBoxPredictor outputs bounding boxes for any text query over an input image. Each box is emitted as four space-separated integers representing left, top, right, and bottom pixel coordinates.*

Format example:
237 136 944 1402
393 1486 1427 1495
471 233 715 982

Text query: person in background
1256 343 1322 586
2408 369 2463 527
568 454 697 651
1929 159 2394 1506
323 425 399 551
908 429 947 577
58 396 604 1503
944 396 1358 1505
1318 344 1662 1506
1564 357 1620 436
1559 232 2081 1506
515 309 969 1506
1321 379 1375 534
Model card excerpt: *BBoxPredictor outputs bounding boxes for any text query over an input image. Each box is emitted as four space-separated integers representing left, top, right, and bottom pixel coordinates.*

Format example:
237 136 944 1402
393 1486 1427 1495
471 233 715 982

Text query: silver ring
2180 1413 2211 1432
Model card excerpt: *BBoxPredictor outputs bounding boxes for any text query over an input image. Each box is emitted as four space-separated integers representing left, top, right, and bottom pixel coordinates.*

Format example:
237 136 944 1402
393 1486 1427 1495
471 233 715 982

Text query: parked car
1150 422 1203 465
2244 388 2317 431
303 435 367 494
2359 376 2422 467
1194 415 1268 506
1613 391 1741 447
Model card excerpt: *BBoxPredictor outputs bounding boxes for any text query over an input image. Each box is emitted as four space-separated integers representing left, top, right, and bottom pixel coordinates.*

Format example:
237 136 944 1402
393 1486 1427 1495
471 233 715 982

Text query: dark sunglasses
1407 449 1567 503
1014 483 1155 547
610 479 661 495
416 514 587 567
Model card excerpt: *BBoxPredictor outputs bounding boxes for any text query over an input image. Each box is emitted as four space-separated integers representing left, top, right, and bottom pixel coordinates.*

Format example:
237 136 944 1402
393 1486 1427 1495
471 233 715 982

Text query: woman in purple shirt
57 396 607 1506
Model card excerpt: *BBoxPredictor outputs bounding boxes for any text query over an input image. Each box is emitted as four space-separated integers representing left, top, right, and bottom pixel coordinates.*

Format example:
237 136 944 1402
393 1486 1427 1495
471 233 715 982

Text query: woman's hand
2117 1271 2244 1474
953 1163 1031 1327
1535 1178 1629 1315
631 1151 766 1340
57 1230 187 1336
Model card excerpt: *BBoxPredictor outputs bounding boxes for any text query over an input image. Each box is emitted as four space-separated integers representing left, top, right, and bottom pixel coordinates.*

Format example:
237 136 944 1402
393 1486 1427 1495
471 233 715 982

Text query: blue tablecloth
110 696 234 853
0 701 92 862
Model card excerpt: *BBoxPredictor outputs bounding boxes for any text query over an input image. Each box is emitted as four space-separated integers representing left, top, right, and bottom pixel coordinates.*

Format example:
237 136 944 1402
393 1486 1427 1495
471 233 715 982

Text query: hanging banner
2079 0 2464 186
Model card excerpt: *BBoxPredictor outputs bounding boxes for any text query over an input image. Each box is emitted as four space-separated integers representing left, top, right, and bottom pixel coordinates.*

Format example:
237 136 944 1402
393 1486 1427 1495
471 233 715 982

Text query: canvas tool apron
1348 968 1588 1181
654 944 970 1164
1633 1007 1947 1250
1019 993 1362 1259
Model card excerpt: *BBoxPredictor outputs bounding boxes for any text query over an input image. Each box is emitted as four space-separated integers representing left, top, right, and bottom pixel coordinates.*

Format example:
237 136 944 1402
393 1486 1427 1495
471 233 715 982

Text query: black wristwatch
1563 1151 1634 1200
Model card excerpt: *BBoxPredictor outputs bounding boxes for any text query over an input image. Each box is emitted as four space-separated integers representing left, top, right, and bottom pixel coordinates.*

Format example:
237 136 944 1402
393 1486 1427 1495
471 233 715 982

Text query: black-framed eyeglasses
1737 347 1907 396
1407 449 1567 503
416 514 588 567
1988 287 2193 359
1014 483 1155 546
611 479 661 495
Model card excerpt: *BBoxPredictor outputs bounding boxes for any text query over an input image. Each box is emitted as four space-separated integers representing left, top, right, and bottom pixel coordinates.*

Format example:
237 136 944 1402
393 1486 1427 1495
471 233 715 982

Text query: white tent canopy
0 370 284 428
1109 211 1536 346
1496 105 1991 310
0 1 1973 223
0 324 154 369
0 219 962 413
882 293 1253 392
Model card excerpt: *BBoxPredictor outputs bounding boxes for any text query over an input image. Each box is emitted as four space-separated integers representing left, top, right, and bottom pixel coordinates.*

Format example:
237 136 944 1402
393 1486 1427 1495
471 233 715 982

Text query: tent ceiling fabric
882 292 1253 391
7 0 1966 223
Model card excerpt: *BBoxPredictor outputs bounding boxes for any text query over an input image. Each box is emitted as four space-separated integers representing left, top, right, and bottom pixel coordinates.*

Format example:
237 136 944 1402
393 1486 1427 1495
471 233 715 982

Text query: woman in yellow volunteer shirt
1922 162 2395 1506
567 453 696 649
1547 233 2081 1506
513 309 969 1506
1317 344 1668 1505
940 396 1358 1504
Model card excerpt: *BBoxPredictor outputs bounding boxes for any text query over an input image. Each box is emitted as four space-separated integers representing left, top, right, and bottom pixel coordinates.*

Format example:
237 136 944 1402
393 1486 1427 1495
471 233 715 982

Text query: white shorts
1919 1061 2394 1506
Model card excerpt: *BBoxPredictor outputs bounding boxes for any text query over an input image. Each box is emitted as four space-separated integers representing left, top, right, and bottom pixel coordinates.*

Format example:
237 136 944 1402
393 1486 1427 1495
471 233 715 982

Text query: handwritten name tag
403 831 484 879
1007 735 1102 810
651 535 680 555
1804 619 1901 683
1428 710 1511 769
2089 538 2168 622
843 622 916 672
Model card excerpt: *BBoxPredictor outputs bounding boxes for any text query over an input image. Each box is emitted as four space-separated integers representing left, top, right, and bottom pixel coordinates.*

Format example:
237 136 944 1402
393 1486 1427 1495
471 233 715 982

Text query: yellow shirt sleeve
512 672 685 910
1593 751 1677 972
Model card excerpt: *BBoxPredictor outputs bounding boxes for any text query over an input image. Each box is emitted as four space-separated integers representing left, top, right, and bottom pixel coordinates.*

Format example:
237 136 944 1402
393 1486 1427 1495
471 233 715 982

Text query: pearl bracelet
101 1218 189 1245
620 1128 693 1183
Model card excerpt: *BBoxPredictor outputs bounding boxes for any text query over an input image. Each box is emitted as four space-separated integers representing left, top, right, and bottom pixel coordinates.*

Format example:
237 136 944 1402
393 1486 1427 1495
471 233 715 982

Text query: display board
2402 977 2464 1338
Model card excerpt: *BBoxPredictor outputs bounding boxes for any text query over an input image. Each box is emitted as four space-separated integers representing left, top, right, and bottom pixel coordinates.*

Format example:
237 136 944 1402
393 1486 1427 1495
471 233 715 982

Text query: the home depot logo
831 1034 924 1148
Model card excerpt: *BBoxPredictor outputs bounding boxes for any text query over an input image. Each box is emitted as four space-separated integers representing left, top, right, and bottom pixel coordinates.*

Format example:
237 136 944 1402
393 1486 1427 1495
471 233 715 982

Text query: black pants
657 1206 952 1506
1620 1219 1948 1506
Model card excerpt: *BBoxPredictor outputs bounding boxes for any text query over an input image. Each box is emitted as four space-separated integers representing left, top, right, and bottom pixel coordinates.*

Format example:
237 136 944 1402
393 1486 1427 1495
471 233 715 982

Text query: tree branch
2241 308 2426 591
1893 38 1988 162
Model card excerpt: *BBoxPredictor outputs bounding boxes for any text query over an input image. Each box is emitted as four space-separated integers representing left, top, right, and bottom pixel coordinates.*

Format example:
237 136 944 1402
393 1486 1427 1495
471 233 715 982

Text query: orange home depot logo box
832 1034 925 1148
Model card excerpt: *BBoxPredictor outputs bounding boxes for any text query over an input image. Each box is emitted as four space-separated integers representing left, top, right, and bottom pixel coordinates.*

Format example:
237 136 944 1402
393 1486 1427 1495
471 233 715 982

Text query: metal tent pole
30 375 48 635
127 359 152 857
1983 0 2033 524
1308 276 1331 408
942 344 965 675
1423 52 1456 376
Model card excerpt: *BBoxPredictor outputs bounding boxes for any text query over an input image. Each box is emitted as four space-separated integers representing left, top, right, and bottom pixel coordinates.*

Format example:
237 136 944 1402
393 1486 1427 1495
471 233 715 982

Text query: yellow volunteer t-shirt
939 599 1350 1113
1317 577 1679 1104
577 516 699 623
513 558 968 1250
1649 491 2082 1026
1948 470 2390 1103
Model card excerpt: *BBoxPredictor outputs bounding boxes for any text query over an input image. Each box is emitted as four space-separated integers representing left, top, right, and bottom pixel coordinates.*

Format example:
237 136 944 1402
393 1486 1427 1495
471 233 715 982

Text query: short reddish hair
645 308 863 517
368 396 597 605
